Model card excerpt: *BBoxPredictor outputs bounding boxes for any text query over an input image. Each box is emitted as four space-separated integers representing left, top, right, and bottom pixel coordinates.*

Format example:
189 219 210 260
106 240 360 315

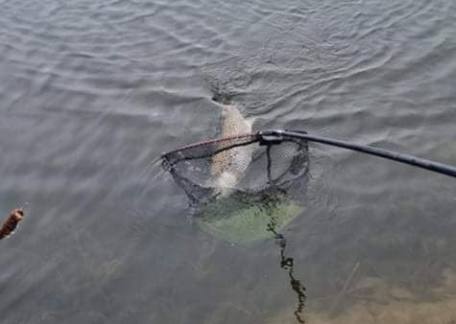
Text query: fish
211 103 254 195
0 208 24 240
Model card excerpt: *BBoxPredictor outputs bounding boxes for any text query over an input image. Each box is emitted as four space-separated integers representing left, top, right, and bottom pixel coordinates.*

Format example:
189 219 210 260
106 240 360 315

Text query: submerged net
162 131 310 204
161 130 310 243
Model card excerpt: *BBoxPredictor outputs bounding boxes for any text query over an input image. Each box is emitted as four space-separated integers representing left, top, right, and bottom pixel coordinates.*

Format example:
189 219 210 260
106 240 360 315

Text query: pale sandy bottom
268 269 456 324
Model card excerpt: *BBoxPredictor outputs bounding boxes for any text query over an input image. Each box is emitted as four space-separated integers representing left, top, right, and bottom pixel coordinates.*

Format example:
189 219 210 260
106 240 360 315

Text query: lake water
1 0 456 323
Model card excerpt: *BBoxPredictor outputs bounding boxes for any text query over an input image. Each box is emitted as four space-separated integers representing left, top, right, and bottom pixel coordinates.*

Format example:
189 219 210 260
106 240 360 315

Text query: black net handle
259 130 456 178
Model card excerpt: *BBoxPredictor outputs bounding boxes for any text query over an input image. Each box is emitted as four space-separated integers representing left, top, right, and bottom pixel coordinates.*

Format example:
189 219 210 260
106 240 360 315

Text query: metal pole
259 130 456 178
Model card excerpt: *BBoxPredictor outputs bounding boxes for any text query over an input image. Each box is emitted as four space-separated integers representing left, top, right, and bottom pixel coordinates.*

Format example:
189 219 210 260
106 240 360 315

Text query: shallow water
0 0 456 323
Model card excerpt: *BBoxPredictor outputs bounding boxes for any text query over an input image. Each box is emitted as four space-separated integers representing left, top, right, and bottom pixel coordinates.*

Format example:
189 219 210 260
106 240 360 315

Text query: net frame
162 133 260 166
161 130 310 205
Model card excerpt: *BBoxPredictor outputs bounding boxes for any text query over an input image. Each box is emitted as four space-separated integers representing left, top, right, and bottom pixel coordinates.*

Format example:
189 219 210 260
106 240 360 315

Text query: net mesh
162 131 309 204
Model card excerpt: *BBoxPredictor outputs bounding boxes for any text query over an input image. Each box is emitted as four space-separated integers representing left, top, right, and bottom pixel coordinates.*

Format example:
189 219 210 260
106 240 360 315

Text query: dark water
1 0 456 323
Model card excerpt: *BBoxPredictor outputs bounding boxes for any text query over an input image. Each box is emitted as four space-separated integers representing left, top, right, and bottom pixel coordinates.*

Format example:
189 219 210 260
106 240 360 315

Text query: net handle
259 130 456 178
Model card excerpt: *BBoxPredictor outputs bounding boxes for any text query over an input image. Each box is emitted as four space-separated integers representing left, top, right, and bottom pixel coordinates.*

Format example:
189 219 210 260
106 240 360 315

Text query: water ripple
1 0 456 323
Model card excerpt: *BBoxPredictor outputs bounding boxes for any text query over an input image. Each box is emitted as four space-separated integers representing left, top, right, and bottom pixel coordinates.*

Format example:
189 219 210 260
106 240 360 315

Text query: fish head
211 92 233 105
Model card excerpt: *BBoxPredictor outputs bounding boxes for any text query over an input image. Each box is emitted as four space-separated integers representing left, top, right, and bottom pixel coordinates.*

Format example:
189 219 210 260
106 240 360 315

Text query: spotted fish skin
211 104 254 195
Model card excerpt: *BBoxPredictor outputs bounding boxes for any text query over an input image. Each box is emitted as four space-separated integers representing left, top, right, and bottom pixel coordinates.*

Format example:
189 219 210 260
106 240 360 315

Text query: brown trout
211 103 254 195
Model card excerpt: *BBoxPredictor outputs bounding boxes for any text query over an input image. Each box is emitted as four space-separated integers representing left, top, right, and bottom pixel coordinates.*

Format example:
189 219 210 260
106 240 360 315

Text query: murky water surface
1 0 456 323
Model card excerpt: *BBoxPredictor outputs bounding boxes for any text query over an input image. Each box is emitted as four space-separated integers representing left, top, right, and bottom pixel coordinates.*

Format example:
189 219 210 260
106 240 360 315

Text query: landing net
161 131 310 205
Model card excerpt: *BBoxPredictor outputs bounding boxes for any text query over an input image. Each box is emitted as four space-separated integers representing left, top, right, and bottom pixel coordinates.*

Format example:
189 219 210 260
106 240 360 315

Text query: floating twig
0 208 24 240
